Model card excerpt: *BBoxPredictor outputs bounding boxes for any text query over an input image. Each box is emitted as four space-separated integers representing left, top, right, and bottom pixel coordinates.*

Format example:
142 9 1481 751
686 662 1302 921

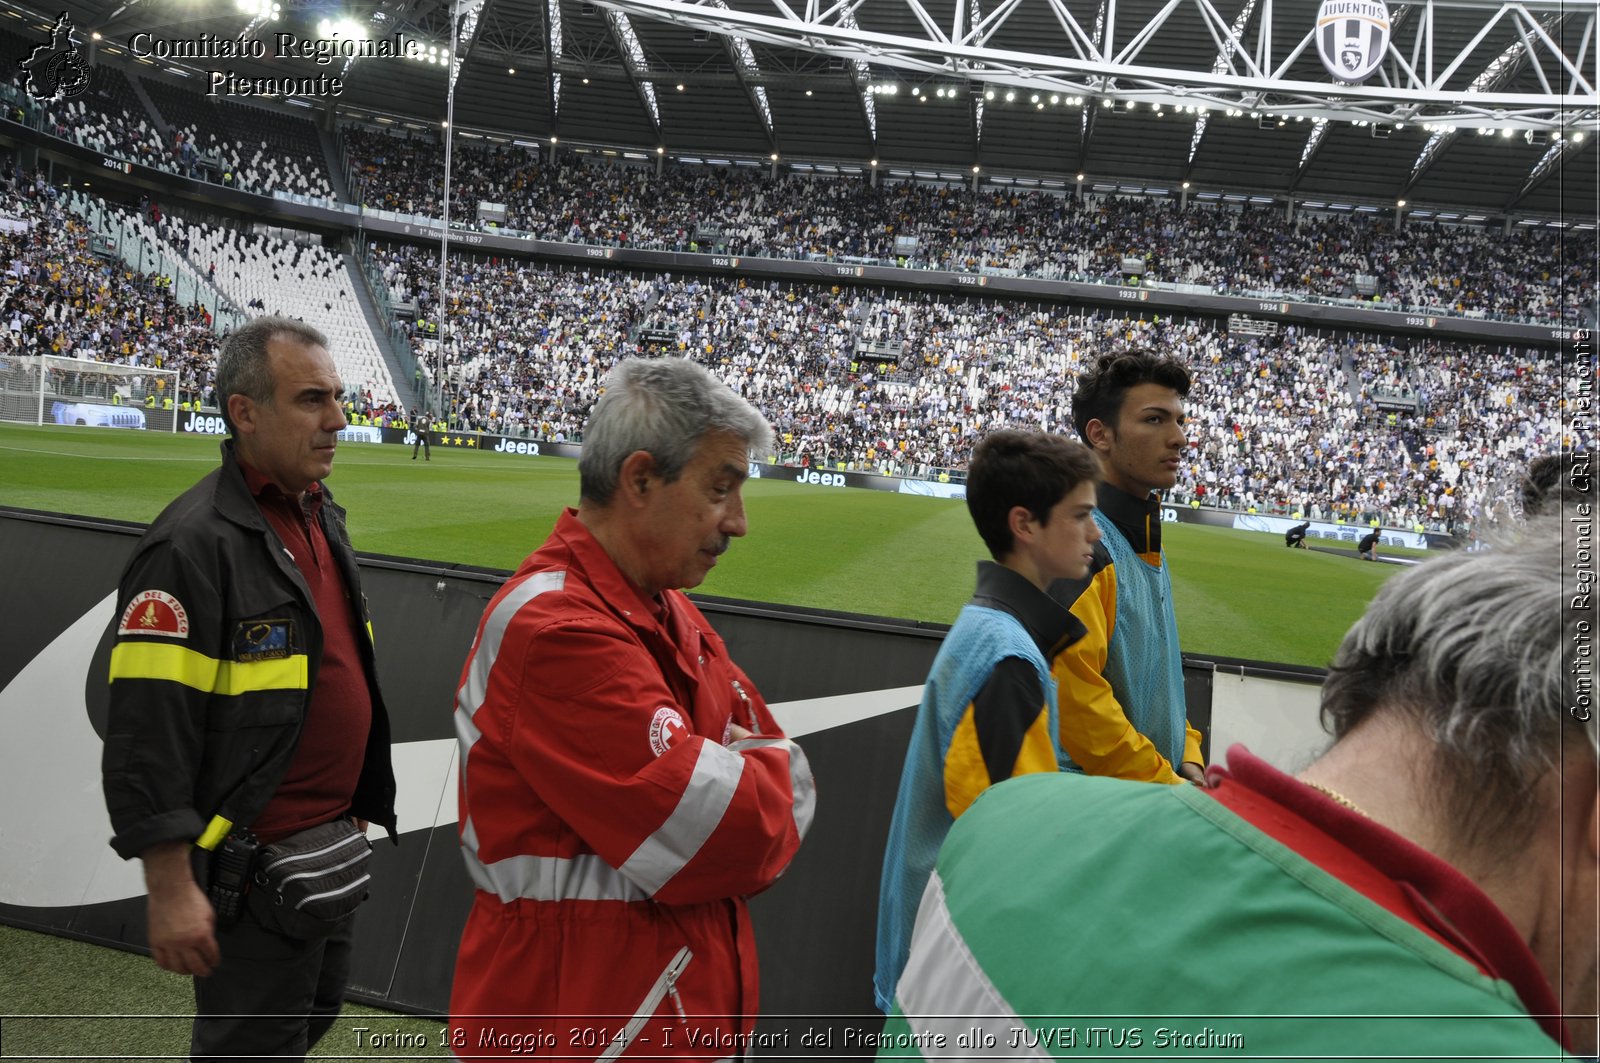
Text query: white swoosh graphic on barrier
0 592 146 909
767 684 924 738
0 599 923 909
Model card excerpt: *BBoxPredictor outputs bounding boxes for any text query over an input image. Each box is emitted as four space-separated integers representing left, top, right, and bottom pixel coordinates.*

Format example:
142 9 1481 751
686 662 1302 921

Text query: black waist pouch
247 818 372 939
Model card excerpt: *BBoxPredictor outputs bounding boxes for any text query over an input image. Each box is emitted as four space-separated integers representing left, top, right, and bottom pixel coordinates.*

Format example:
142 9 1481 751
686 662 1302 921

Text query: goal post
0 355 180 433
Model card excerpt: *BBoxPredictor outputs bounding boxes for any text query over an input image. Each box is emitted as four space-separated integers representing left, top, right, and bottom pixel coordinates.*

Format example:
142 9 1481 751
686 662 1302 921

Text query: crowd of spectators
0 145 1573 539
6 70 1588 324
1171 328 1570 531
0 174 412 427
0 171 220 406
346 128 1592 325
375 240 1574 533
346 127 541 220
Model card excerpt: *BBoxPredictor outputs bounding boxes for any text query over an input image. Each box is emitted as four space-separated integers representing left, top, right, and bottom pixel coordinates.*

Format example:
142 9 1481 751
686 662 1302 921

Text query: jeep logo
798 470 846 487
1160 507 1178 523
493 438 541 456
183 412 228 435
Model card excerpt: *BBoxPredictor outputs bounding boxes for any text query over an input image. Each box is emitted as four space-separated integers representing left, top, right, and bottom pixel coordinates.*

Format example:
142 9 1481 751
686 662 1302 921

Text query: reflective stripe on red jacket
448 509 815 1060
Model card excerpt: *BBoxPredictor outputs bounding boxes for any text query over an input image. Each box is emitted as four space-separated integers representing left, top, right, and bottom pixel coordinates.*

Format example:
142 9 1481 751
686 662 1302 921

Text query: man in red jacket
448 356 815 1060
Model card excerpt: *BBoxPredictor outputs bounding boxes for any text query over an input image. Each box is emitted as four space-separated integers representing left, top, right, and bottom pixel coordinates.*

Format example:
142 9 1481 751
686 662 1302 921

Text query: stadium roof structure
31 0 1600 216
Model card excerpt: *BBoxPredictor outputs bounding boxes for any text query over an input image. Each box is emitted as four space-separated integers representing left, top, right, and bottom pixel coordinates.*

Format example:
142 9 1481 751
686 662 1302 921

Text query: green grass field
0 421 1413 669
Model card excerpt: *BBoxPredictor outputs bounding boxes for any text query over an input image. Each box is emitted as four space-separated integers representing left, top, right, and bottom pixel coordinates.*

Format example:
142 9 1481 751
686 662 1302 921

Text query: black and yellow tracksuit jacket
1048 482 1203 783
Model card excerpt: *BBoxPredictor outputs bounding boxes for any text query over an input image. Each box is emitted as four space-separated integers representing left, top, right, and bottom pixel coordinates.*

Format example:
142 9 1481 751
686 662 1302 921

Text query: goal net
0 355 179 432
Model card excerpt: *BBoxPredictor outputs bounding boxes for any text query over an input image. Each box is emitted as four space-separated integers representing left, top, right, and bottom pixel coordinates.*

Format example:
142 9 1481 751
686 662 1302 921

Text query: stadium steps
160 216 247 320
318 126 353 204
123 72 166 136
343 253 418 408
626 287 665 346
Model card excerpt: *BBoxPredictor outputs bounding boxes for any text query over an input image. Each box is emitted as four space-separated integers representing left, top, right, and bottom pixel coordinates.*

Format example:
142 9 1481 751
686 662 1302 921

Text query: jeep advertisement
180 410 383 444
51 401 146 430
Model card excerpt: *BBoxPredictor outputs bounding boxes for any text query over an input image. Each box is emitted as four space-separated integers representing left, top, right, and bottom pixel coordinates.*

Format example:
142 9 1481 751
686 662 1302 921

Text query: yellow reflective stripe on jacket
943 704 990 819
196 815 234 851
108 642 309 695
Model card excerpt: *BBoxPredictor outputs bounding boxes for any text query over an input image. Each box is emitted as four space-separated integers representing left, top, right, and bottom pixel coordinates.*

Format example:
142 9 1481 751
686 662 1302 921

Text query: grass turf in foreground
0 924 445 1059
0 423 1408 667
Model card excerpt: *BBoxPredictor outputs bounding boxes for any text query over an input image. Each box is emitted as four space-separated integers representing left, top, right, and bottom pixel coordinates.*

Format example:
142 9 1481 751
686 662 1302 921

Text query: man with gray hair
102 316 396 1061
448 356 815 1059
879 509 1594 1059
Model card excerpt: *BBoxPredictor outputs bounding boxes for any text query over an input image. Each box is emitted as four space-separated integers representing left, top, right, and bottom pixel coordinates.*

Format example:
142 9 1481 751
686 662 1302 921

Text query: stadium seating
2 57 1583 537
0 176 219 403
176 219 396 407
340 127 1591 325
0 175 395 412
3 66 1587 322
368 238 1571 534
138 79 334 199
5 47 170 172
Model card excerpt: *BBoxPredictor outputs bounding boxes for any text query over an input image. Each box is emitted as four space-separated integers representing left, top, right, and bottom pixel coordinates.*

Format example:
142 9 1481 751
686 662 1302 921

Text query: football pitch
0 423 1410 669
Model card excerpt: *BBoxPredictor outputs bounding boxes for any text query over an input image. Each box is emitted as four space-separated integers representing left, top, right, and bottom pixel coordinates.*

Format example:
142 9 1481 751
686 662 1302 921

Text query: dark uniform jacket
102 442 397 860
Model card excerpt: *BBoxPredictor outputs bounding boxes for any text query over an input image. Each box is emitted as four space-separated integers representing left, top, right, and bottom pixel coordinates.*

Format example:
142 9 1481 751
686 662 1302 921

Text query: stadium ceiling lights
317 17 366 40
589 0 1597 131
404 42 451 64
235 0 279 19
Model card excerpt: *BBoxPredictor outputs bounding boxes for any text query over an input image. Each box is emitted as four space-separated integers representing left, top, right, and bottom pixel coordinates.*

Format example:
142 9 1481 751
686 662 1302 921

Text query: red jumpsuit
448 510 815 1060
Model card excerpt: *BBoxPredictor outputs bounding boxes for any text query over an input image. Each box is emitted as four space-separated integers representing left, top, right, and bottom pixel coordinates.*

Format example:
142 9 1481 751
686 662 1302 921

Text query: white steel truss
590 0 1598 131
707 0 777 139
838 3 879 141
547 0 564 116
449 0 485 90
607 8 664 132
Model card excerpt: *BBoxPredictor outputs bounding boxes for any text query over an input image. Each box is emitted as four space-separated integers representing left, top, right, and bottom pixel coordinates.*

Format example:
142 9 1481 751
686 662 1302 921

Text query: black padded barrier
0 505 1242 1050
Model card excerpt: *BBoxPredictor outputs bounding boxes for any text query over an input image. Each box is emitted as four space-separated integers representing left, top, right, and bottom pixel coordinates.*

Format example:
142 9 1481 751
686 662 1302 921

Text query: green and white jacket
879 751 1573 1061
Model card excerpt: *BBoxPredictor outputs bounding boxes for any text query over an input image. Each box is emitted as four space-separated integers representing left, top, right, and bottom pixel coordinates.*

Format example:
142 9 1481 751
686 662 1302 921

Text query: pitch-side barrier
0 505 1332 1045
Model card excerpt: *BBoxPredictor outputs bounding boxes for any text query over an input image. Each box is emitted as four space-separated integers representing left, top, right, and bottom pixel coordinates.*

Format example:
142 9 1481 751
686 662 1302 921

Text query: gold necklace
1303 780 1371 819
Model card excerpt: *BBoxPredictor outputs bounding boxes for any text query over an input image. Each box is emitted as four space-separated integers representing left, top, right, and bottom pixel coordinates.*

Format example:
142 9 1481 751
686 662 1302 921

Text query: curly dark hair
1071 351 1191 445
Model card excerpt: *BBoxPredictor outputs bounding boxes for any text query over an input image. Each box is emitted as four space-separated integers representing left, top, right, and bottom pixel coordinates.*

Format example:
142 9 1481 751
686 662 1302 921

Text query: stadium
0 0 1594 1054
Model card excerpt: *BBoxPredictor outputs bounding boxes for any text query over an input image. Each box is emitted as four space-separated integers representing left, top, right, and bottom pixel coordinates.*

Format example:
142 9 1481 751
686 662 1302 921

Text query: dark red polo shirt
239 459 372 843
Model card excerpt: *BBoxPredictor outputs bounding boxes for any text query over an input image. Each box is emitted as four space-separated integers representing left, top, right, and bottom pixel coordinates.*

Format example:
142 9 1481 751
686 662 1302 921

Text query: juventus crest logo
1315 0 1391 85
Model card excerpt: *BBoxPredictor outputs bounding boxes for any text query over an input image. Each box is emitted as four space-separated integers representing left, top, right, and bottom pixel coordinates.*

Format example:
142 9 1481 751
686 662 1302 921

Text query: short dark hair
1071 351 1191 445
966 431 1100 560
215 316 330 435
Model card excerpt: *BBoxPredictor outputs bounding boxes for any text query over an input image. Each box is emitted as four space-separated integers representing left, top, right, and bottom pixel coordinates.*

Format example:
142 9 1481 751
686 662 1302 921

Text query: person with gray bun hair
448 356 814 1060
878 509 1594 1060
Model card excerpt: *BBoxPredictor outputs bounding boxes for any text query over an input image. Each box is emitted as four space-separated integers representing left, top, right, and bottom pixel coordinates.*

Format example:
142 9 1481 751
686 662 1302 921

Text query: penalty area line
0 444 216 462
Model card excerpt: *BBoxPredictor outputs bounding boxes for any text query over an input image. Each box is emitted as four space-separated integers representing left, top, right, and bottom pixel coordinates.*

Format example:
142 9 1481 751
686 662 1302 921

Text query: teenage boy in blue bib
876 430 1101 1013
1054 351 1208 786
